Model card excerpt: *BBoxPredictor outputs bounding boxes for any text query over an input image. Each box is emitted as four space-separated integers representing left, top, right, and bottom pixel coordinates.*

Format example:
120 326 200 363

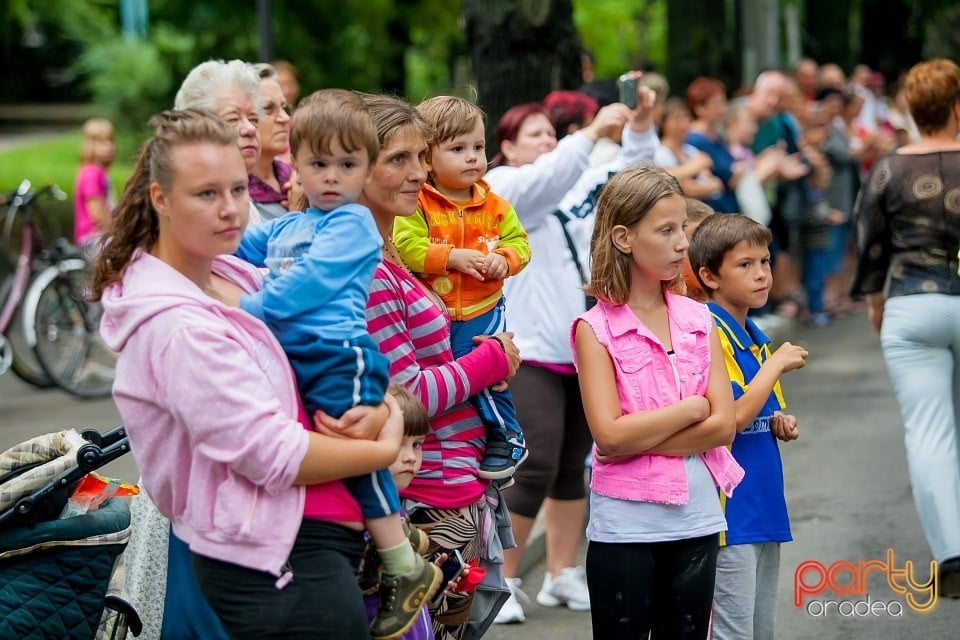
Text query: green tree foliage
5 0 958 134
803 0 853 70
463 0 583 144
667 0 739 95
141 0 465 100
572 0 666 78
76 24 194 134
3 0 465 132
924 2 960 61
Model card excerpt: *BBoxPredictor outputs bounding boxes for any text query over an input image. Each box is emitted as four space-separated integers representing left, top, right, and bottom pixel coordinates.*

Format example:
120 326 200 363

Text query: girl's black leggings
586 534 719 640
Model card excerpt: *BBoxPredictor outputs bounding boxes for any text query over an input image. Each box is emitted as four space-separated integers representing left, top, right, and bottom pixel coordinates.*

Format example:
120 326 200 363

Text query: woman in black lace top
852 58 960 598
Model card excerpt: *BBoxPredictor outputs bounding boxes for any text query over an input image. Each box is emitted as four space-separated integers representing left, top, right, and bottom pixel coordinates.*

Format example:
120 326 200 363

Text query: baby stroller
0 426 141 639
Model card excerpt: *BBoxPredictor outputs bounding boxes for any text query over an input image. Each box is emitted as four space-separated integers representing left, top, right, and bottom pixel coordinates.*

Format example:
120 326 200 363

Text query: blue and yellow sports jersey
708 302 792 546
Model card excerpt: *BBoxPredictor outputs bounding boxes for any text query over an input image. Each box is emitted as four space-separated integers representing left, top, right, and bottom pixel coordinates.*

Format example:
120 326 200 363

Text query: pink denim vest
571 293 743 504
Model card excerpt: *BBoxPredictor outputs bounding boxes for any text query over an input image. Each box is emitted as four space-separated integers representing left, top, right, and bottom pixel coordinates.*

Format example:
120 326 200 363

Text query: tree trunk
740 0 780 87
666 0 740 96
859 0 924 81
463 0 583 147
380 0 416 95
804 0 852 70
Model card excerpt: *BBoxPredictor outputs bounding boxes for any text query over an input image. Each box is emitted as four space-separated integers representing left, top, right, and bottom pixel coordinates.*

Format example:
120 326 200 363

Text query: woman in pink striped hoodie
360 94 522 640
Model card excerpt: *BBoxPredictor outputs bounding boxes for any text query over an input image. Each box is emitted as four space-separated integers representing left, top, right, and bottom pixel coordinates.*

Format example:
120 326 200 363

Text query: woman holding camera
485 73 659 623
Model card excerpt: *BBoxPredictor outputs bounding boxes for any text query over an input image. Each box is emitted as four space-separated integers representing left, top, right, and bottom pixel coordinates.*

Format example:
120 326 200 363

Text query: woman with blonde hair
95 109 403 639
174 58 265 225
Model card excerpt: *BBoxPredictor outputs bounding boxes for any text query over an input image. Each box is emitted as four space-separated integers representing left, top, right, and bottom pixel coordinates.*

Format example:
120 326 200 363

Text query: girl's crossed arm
576 320 705 457
644 329 736 456
575 321 735 458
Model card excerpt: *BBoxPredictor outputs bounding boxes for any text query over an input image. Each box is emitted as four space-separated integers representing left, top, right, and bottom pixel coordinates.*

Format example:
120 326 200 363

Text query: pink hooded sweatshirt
100 252 349 582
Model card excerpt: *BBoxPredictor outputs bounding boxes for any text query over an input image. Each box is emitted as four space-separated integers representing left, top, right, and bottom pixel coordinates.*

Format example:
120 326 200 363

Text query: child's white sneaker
535 566 590 611
494 577 528 624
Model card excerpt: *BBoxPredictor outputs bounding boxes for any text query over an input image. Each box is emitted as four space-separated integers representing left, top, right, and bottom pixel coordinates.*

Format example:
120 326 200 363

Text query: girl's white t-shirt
586 352 727 543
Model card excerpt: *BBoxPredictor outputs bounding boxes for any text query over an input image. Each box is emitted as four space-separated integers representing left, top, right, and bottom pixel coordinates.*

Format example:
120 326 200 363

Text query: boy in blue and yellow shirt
689 213 808 640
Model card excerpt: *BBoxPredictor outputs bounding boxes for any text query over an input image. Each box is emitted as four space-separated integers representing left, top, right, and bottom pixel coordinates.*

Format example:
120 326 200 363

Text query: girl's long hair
91 109 236 300
586 166 685 305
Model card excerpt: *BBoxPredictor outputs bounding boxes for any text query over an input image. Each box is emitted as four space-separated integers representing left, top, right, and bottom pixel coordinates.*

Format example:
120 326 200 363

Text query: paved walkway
0 126 73 153
0 103 89 153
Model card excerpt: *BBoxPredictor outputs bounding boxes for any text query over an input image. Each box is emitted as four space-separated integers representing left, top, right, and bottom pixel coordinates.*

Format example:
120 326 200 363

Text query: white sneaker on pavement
535 566 591 611
494 577 529 624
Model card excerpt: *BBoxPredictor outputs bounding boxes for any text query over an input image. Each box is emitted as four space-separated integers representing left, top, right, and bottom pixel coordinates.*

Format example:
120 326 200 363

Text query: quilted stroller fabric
0 427 134 639
0 430 89 525
0 498 131 640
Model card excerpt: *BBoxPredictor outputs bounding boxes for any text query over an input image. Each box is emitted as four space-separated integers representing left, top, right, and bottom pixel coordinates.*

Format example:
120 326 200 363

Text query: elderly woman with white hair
174 58 265 225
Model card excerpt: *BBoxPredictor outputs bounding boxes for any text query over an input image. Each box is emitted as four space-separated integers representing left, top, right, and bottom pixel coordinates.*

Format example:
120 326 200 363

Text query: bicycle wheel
22 258 116 398
1 268 53 388
9 303 54 387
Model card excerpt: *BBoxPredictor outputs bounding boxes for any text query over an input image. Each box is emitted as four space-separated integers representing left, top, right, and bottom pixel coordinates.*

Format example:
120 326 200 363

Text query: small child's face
707 240 772 311
94 134 116 166
390 435 425 491
294 137 371 211
87 123 116 167
427 120 486 200
803 123 827 148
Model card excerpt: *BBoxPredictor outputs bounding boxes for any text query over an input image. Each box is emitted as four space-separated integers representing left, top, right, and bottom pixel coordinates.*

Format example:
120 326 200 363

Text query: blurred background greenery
2 0 958 236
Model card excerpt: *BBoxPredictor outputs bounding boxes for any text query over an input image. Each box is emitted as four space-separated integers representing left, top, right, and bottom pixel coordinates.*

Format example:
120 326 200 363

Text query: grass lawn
0 131 138 240
0 130 137 197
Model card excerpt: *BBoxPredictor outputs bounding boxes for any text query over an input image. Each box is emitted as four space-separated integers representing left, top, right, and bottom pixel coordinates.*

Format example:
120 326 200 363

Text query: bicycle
0 179 115 398
1 180 61 388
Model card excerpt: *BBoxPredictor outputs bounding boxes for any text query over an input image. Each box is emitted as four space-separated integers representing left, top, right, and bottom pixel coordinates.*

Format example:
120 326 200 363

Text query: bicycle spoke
28 263 115 398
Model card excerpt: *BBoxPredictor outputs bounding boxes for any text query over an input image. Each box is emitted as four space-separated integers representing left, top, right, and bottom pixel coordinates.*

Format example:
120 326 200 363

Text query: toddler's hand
448 248 486 280
771 341 808 374
312 403 387 440
284 169 304 211
772 411 799 441
480 253 509 280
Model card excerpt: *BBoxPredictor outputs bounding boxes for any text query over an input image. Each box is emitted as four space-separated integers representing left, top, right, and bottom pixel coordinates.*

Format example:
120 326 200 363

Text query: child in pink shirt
73 118 116 247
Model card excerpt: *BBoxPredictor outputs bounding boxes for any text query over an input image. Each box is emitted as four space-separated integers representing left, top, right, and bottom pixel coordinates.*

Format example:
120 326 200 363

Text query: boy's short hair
688 213 772 295
388 384 429 437
684 197 715 225
290 89 379 164
416 96 485 147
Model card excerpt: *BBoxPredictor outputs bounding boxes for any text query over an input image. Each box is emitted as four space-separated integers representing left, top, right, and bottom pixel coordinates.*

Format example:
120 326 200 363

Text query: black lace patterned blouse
851 150 960 298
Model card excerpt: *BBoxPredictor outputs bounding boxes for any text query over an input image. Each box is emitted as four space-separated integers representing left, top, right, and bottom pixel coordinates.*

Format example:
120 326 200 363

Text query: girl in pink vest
571 166 742 639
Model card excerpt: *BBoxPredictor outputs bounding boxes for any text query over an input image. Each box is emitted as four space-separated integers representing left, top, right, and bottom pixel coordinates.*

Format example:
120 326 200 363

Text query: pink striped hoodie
367 261 509 508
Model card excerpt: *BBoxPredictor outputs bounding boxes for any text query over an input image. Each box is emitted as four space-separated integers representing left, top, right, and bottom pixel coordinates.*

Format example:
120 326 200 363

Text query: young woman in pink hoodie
93 109 404 639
